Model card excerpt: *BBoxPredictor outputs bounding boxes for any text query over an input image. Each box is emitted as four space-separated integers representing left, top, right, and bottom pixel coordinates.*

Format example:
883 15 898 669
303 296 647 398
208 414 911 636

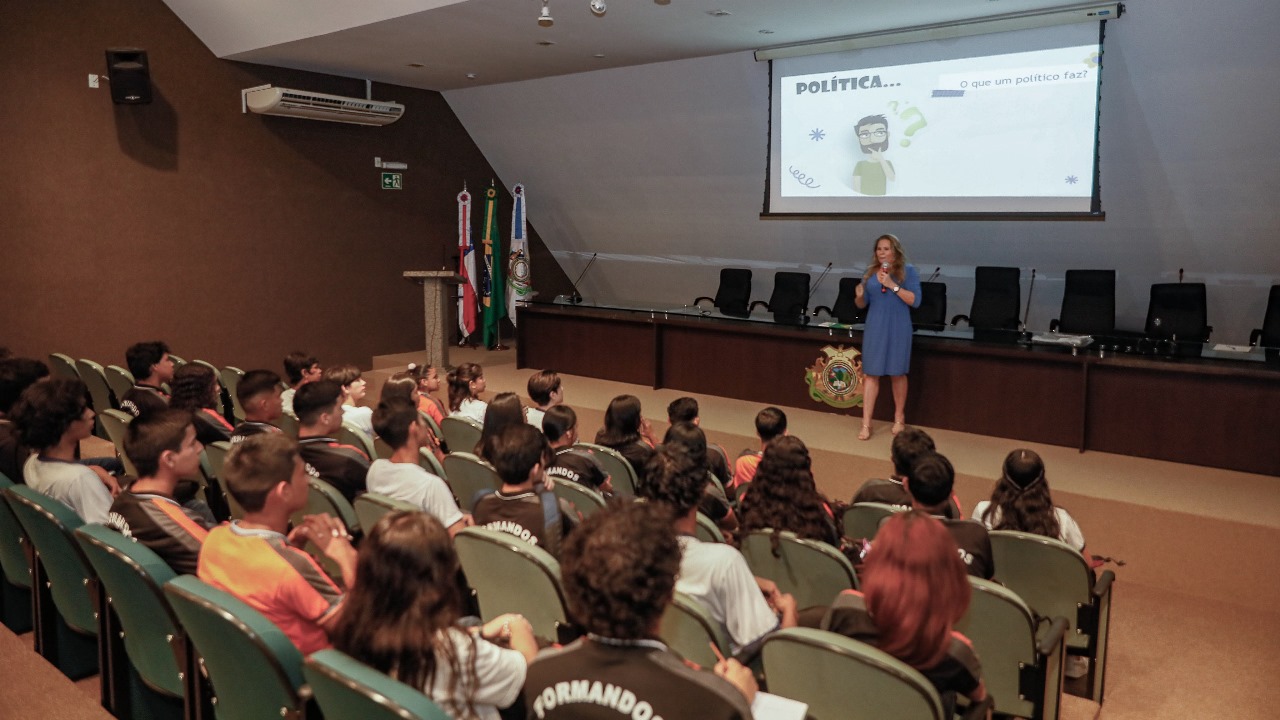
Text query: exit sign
381 172 403 190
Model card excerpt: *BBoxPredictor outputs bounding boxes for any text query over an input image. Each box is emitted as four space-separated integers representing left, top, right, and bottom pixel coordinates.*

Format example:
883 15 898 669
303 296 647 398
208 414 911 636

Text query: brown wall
0 0 571 372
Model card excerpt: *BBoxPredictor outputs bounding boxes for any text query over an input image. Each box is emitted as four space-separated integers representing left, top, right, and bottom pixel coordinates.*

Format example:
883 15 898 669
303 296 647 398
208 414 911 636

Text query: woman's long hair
738 436 835 547
475 392 526 459
446 363 483 412
862 233 908 287
168 364 218 411
330 512 479 718
980 448 1061 539
595 394 643 448
863 510 970 669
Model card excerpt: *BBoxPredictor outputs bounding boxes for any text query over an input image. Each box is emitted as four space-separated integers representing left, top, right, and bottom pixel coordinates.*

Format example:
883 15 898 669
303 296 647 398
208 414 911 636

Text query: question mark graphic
898 107 927 147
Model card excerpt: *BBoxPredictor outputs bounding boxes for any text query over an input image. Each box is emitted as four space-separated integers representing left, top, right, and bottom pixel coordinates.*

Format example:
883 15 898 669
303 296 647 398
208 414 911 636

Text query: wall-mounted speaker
105 48 151 104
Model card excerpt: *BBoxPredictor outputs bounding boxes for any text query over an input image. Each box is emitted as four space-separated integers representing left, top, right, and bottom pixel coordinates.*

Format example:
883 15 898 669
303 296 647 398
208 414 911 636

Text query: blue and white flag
506 183 531 325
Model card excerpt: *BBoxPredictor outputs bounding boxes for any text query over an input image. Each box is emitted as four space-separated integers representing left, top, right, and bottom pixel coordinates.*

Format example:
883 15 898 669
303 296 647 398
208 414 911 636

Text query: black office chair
1051 270 1116 335
1145 283 1212 357
911 282 947 331
813 278 866 324
952 267 1021 342
1249 285 1280 364
693 268 752 316
750 272 811 318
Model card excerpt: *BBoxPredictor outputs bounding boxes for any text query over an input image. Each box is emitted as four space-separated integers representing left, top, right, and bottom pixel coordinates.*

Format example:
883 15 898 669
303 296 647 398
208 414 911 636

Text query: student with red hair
821 510 989 716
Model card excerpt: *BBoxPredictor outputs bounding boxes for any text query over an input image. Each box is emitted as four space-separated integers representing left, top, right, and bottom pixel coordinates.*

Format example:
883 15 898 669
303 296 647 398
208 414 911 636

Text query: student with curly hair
169 363 233 445
822 511 989 716
526 502 756 720
975 449 1085 551
332 511 536 720
447 363 488 424
594 394 657 481
644 446 796 654
737 435 839 548
12 377 119 522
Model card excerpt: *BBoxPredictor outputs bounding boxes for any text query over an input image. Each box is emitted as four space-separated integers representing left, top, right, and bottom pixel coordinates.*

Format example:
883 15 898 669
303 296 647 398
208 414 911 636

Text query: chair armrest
1250 328 1263 346
1036 616 1070 657
951 314 970 327
749 300 770 312
959 694 995 720
1049 319 1060 332
1092 569 1116 601
693 296 713 306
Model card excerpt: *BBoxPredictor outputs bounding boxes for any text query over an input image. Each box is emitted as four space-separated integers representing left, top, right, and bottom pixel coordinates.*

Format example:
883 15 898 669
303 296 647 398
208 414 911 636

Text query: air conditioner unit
241 85 405 126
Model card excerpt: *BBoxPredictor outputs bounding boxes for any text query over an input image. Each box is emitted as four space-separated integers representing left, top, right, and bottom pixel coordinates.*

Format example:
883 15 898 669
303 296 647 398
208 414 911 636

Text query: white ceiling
162 0 1081 91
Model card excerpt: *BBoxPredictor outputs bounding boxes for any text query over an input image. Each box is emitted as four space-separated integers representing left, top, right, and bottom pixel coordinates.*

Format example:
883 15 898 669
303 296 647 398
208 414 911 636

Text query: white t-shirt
525 407 546 431
453 398 488 425
366 459 464 529
281 388 296 415
972 500 1086 551
23 455 114 524
675 535 779 653
426 627 527 720
343 405 374 437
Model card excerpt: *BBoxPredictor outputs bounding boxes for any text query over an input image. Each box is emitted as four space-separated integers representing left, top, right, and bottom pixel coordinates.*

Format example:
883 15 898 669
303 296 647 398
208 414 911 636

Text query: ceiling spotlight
590 0 607 16
538 1 554 27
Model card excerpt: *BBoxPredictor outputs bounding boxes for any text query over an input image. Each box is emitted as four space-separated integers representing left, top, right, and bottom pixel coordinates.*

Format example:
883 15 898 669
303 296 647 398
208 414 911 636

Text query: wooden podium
404 270 465 370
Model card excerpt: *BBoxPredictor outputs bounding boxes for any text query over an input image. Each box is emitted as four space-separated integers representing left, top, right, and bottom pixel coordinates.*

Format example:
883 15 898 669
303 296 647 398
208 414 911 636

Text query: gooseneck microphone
568 253 598 305
1022 268 1036 331
880 262 890 293
809 262 834 315
926 266 941 282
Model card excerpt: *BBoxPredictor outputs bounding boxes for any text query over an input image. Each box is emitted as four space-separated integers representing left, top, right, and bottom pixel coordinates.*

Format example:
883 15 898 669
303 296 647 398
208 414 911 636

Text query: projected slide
774 44 1102 213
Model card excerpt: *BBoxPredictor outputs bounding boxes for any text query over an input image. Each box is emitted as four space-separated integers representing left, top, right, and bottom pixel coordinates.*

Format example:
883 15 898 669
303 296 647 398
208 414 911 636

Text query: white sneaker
1065 656 1089 679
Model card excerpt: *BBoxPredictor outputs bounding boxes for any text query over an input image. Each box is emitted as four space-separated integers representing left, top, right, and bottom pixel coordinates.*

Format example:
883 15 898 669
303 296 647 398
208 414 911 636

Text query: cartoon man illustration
852 114 895 196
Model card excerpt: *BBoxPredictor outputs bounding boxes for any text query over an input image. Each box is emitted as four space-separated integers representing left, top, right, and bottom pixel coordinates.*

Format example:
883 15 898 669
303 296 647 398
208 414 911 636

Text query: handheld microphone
809 262 834 315
880 263 890 293
568 253 598 305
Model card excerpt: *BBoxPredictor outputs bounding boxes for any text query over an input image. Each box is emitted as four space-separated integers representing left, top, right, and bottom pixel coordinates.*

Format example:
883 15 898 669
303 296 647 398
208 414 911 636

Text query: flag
480 182 506 348
457 185 478 340
507 183 531 325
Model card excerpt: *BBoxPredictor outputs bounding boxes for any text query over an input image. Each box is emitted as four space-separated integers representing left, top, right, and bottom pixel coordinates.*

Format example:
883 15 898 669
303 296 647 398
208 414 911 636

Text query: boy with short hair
524 369 563 429
294 380 369 502
730 406 787 492
280 351 321 416
904 452 994 579
230 369 285 443
120 341 174 418
472 423 575 555
109 409 214 574
851 427 962 519
198 433 356 655
367 397 471 536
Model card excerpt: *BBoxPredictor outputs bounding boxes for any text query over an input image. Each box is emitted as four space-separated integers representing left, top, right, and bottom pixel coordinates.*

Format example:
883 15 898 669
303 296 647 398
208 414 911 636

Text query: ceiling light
466 73 477 79
592 53 606 58
539 1 554 27
590 0 606 16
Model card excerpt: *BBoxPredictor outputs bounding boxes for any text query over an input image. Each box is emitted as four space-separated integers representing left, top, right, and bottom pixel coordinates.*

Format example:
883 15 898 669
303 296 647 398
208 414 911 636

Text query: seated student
0 358 50 482
322 364 373 437
737 435 840 548
333 511 536 720
851 427 962 519
663 422 736 536
12 378 119 523
198 433 357 655
379 372 447 461
731 407 787 494
169 363 234 446
527 502 757 720
594 394 658 479
108 409 214 574
524 369 563 429
667 396 731 482
473 392 527 461
543 406 612 497
905 453 994 580
367 397 471 536
230 369 285 443
120 341 175 418
472 423 575 556
974 448 1086 551
294 380 370 503
407 363 447 426
822 511 989 717
446 362 488 424
281 351 322 416
643 446 797 654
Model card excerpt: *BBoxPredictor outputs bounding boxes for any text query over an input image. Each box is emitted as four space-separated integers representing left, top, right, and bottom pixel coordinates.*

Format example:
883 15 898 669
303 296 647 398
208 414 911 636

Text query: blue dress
862 264 922 377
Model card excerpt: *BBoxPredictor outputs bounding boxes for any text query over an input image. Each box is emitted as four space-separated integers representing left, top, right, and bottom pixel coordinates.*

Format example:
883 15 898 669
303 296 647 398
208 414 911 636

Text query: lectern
403 270 466 370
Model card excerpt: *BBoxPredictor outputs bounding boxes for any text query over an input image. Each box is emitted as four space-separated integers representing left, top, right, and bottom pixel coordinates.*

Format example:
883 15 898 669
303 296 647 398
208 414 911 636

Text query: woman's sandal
891 420 906 436
858 424 873 441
